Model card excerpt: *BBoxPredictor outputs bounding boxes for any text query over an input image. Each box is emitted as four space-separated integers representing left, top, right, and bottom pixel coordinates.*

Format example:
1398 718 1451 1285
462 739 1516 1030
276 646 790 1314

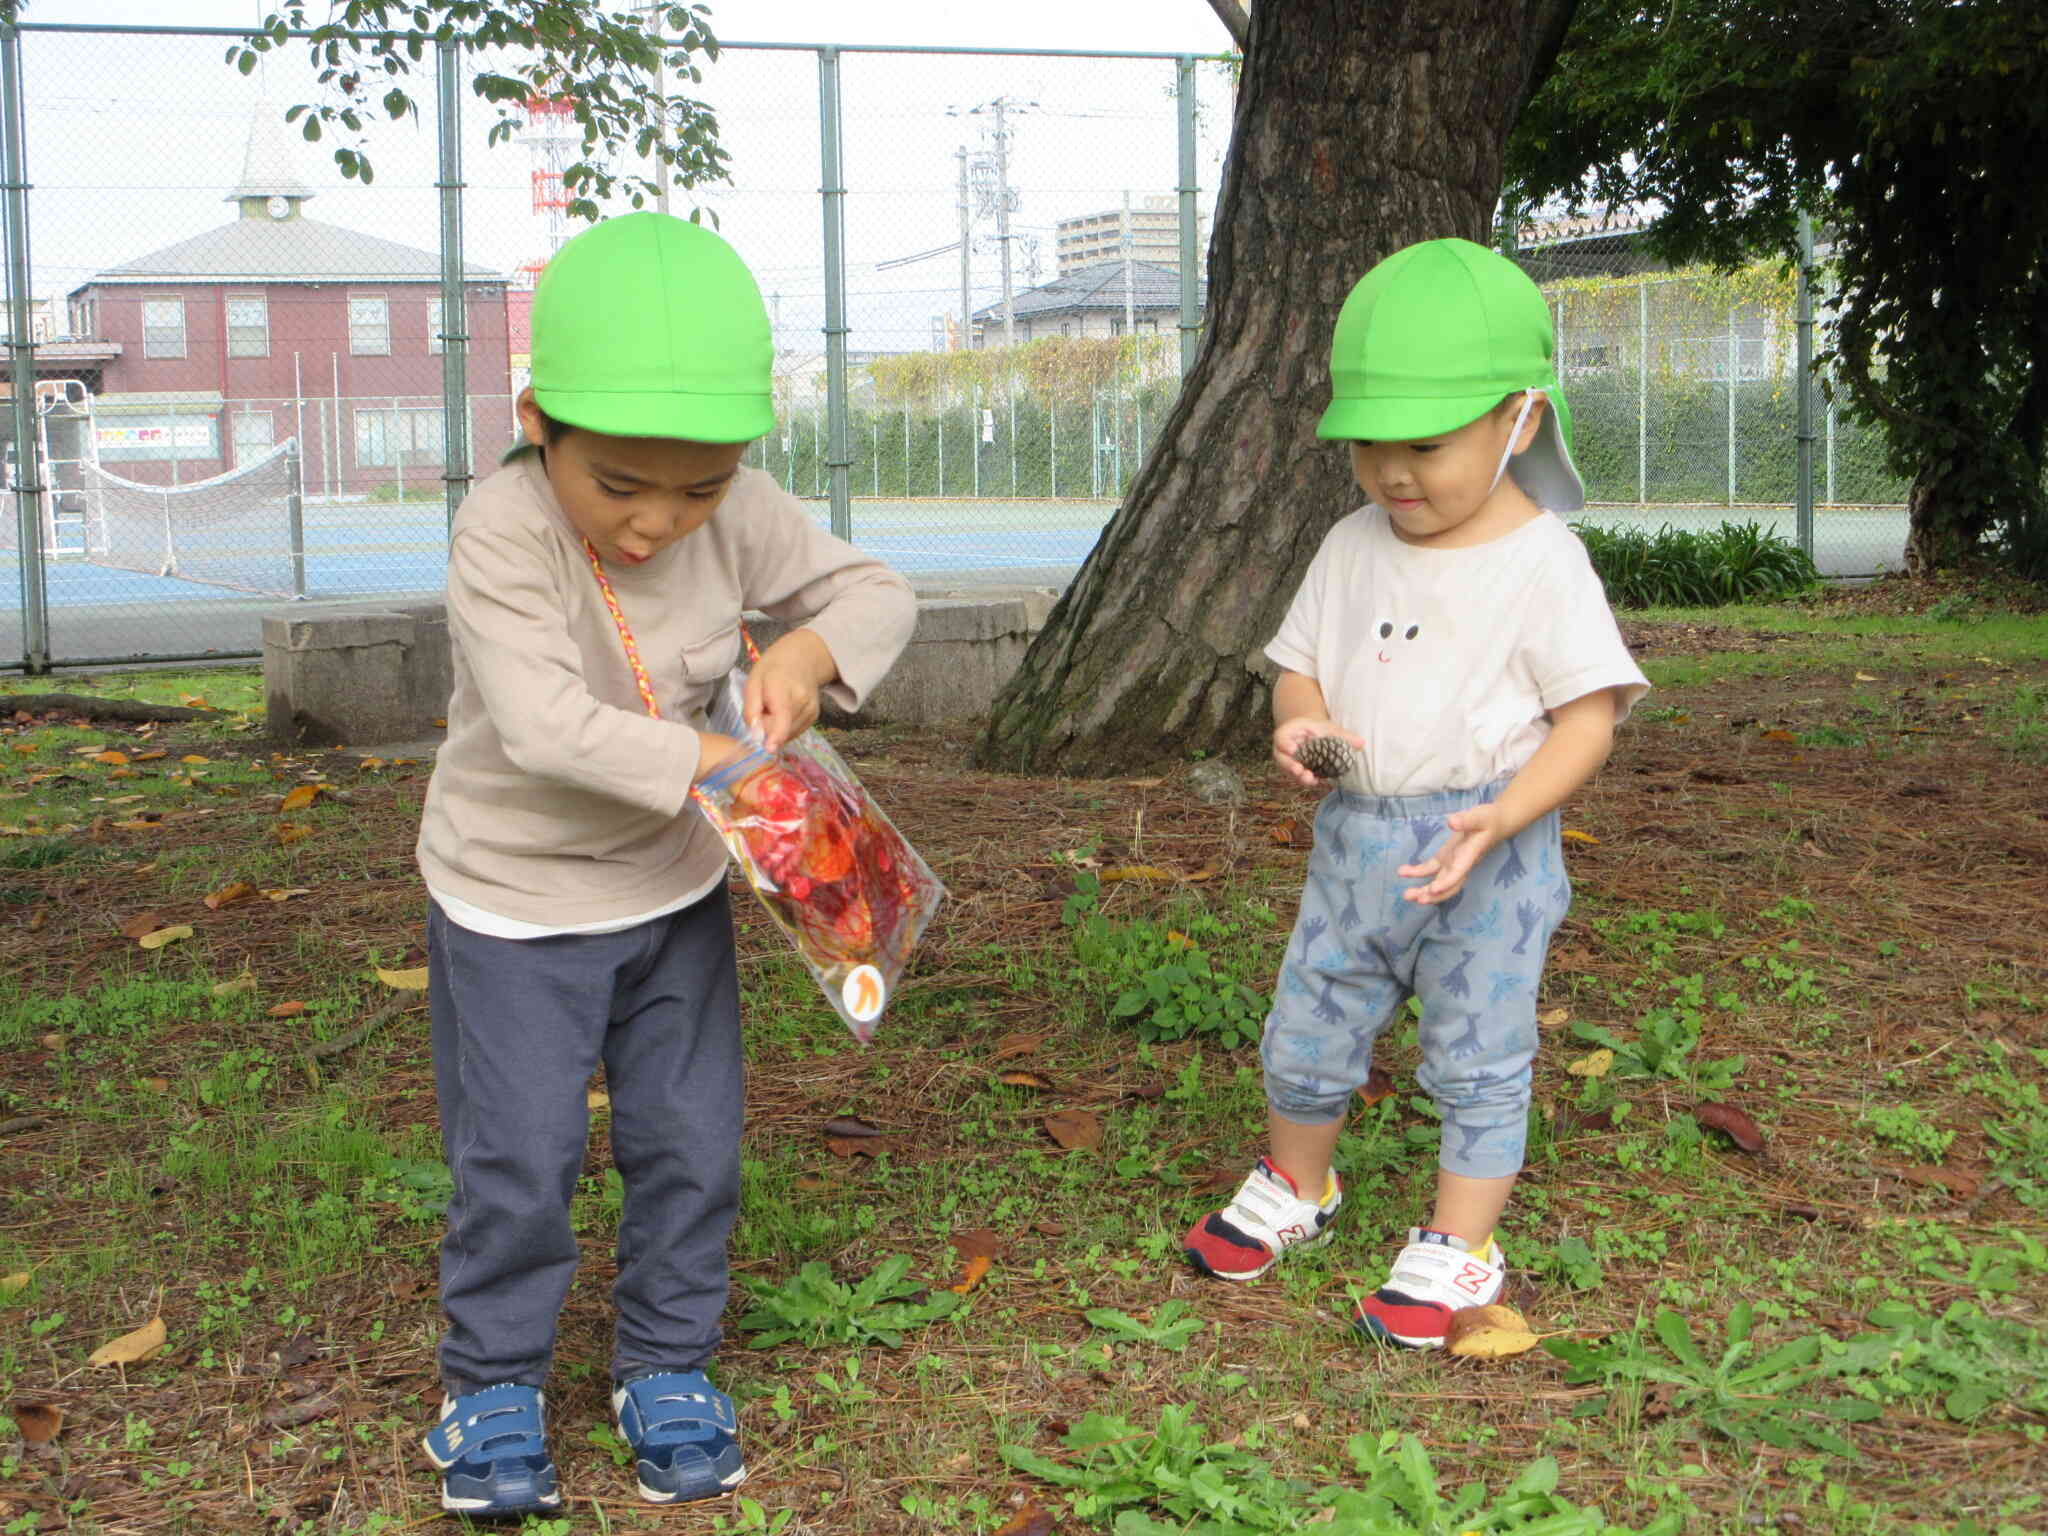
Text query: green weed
736 1255 962 1349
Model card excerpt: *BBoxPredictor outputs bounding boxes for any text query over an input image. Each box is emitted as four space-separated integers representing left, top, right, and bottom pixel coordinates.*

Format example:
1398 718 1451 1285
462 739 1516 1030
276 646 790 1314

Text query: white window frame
226 293 269 358
231 407 275 463
349 293 391 356
427 295 445 355
143 296 186 359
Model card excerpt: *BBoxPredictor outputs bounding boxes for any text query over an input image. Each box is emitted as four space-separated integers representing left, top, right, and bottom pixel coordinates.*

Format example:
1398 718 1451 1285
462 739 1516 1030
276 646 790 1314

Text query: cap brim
1315 391 1503 443
534 386 774 445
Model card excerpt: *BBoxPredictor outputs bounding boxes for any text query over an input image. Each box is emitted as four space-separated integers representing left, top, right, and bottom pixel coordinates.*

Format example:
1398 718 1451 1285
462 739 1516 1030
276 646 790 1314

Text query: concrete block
260 590 1052 747
263 600 451 746
749 590 1055 726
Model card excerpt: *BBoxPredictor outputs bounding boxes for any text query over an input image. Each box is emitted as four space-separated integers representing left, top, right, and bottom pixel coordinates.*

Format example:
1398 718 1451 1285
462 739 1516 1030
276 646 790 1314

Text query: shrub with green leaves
1066 887 1268 1049
736 1255 961 1349
1572 518 1820 607
1547 1303 1879 1456
1002 1405 1682 1535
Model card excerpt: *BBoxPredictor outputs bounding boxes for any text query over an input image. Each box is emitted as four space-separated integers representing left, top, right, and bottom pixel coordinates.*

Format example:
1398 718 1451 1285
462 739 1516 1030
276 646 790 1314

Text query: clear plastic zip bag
694 671 945 1042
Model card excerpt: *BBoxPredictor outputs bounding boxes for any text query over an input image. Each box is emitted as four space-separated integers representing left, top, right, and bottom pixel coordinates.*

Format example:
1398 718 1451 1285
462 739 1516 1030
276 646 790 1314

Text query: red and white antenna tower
517 95 580 289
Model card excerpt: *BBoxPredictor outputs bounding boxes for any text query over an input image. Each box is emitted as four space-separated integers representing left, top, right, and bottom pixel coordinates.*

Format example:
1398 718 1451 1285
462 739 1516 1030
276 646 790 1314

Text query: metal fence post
436 36 472 532
1 21 49 672
1175 56 1200 378
1725 308 1737 507
1794 210 1815 561
816 46 851 540
287 437 307 599
1636 279 1648 506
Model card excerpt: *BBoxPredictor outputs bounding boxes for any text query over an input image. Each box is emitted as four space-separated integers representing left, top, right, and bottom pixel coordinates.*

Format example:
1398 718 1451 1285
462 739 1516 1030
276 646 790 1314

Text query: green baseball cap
530 211 776 444
1318 237 1585 511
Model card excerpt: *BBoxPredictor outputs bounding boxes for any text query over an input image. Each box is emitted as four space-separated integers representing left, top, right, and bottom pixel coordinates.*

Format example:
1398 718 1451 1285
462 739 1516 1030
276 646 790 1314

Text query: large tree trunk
978 0 1577 774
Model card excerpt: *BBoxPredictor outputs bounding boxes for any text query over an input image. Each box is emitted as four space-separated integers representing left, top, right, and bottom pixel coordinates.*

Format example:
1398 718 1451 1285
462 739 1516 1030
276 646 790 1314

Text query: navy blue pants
427 887 743 1395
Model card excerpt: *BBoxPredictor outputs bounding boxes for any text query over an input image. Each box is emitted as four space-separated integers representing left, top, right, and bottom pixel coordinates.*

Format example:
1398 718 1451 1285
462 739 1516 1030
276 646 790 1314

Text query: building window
1136 317 1160 334
355 405 445 468
427 296 445 355
349 294 391 356
143 298 186 359
1109 316 1125 337
226 294 269 358
231 408 275 465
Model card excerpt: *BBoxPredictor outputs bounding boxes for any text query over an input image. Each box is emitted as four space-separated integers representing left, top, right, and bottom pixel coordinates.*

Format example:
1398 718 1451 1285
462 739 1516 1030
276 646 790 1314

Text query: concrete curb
261 590 1056 747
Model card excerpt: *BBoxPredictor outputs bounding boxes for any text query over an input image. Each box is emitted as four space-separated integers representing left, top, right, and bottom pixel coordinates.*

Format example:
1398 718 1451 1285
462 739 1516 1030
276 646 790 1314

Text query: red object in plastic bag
694 693 944 1042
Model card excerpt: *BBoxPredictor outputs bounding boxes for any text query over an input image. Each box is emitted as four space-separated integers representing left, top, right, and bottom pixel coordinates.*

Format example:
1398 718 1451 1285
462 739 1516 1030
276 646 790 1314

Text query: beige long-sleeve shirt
416 457 917 928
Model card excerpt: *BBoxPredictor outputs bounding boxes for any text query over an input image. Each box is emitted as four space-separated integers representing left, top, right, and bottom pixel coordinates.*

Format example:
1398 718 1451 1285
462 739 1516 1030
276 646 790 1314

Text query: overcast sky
14 1 1237 357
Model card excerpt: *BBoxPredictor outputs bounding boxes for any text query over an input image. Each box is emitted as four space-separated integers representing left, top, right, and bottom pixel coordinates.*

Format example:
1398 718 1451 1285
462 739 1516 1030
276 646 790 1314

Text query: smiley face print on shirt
1371 617 1422 665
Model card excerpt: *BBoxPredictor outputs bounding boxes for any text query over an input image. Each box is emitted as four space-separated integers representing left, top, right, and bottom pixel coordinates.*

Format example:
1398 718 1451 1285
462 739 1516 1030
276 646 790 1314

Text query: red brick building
64 108 512 495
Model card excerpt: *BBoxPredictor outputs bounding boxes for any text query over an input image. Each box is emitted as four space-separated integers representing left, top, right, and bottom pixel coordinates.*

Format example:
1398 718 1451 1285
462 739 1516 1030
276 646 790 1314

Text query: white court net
75 441 301 598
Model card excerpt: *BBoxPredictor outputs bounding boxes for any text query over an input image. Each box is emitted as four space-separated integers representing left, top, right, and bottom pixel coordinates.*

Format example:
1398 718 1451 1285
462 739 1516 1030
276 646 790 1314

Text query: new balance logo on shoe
1453 1262 1492 1296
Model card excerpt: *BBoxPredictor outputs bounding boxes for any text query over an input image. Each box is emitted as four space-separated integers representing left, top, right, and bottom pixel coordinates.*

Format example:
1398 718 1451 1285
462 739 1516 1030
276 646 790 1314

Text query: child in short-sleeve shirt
1182 238 1647 1349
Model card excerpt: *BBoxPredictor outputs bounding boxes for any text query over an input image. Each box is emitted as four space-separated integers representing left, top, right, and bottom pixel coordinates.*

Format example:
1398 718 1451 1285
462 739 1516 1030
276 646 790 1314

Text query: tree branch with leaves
225 2 728 216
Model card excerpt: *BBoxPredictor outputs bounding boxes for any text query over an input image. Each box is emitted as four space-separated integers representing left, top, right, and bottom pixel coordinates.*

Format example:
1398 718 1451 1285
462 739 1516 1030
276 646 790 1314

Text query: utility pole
968 96 1034 352
990 98 1015 351
1121 189 1135 337
957 146 973 350
642 3 669 214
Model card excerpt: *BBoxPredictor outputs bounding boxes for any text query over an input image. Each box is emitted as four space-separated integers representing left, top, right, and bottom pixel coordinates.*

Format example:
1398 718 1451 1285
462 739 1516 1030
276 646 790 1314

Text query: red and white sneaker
1352 1228 1507 1347
1182 1158 1342 1281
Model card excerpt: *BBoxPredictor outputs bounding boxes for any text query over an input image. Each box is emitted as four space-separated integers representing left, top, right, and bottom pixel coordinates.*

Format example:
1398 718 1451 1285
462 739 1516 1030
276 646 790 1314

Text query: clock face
266 195 290 219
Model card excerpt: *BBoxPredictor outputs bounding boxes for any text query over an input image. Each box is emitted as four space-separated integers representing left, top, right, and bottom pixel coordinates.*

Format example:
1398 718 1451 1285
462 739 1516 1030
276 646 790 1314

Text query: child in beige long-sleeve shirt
415 213 914 1518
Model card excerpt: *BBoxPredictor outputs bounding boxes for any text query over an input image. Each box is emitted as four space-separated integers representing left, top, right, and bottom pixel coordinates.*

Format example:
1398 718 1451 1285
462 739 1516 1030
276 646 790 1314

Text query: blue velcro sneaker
612 1370 748 1503
421 1382 561 1518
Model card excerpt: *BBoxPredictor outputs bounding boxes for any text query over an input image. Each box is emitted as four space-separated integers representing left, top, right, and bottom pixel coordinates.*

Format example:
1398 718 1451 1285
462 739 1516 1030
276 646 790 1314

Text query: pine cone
1297 734 1356 781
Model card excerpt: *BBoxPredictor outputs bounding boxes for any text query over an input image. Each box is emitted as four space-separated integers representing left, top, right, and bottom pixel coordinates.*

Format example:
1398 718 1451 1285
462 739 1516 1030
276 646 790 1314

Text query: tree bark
979 0 1577 774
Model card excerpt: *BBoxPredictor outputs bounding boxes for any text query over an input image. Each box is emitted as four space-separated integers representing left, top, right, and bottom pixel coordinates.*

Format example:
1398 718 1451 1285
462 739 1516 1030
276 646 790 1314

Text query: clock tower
226 101 315 222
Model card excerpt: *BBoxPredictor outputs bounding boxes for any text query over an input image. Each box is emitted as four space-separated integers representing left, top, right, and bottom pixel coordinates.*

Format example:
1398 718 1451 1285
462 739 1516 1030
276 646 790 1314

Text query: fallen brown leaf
279 784 323 812
1565 1048 1614 1079
1357 1066 1396 1107
1043 1109 1103 1151
204 881 257 911
949 1254 993 1294
1561 828 1601 845
14 1401 62 1445
375 966 429 991
993 1505 1055 1536
273 822 313 846
91 750 129 766
1694 1101 1767 1155
1444 1303 1542 1359
118 911 165 940
821 1115 884 1139
950 1228 1002 1263
211 975 257 999
825 1135 892 1159
1099 864 1177 883
998 1070 1055 1090
1268 817 1310 849
137 924 194 951
991 1031 1045 1062
88 1315 167 1367
267 1001 309 1019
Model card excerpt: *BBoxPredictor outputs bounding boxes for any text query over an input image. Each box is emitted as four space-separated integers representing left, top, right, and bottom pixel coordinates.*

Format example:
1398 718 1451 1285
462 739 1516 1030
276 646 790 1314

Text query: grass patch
1 613 2045 1534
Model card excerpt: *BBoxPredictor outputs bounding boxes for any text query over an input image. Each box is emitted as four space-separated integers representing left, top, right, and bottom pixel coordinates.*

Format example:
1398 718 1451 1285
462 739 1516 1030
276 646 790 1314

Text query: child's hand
693 730 748 784
745 630 838 751
1400 803 1503 905
1273 716 1362 790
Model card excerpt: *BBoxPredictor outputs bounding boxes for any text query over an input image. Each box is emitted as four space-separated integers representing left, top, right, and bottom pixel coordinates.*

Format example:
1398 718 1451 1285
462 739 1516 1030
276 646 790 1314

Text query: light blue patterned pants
1260 781 1571 1180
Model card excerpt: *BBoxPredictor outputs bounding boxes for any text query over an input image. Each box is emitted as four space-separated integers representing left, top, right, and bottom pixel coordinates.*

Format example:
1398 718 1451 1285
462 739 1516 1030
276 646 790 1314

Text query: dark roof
72 215 502 293
974 258 1197 323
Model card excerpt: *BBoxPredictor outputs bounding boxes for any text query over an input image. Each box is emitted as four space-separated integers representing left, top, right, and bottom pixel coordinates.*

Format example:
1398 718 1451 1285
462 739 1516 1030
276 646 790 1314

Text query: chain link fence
2 21 1904 673
1516 234 1908 578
